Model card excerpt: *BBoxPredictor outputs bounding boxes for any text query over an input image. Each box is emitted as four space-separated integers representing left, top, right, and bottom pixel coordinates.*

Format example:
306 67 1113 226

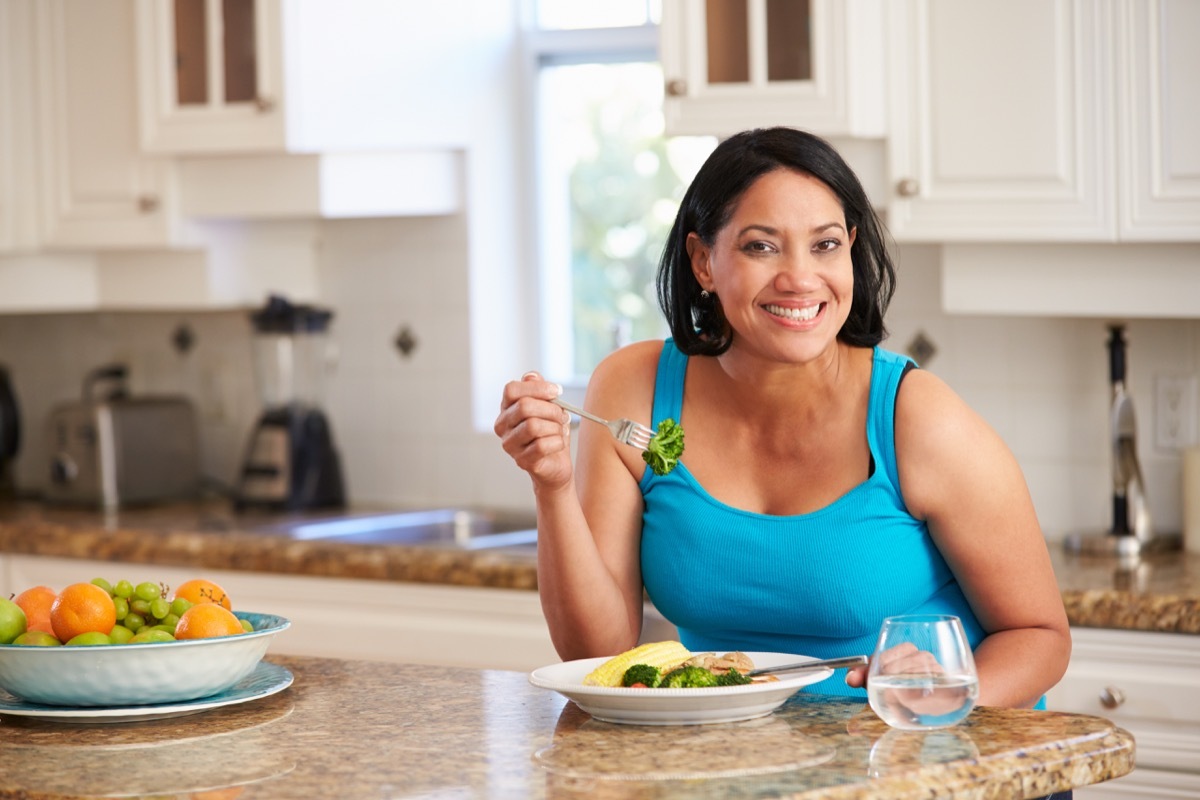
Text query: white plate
529 652 834 725
0 661 293 723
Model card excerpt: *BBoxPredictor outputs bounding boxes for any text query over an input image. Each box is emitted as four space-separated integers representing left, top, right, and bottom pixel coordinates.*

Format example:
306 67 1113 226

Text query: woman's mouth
763 303 822 322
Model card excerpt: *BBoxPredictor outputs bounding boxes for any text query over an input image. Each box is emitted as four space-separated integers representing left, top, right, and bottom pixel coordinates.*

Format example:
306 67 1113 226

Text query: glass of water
867 614 979 730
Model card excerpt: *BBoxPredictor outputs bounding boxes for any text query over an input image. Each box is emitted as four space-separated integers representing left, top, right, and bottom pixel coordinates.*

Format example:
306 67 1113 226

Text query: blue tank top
638 340 986 698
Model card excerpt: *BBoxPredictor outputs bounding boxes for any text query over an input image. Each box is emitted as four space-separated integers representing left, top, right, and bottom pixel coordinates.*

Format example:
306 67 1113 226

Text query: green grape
149 597 170 620
160 613 180 628
124 612 146 632
148 624 174 634
240 619 255 633
169 597 193 617
113 580 134 599
128 629 173 644
90 577 113 595
135 581 161 602
108 624 134 644
113 596 129 621
130 598 152 618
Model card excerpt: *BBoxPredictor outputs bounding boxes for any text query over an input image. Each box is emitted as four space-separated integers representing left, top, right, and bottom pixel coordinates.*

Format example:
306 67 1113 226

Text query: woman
495 127 1070 711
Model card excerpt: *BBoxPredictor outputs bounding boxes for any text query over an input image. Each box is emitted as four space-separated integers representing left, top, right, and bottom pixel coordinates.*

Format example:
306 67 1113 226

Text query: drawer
1046 627 1200 774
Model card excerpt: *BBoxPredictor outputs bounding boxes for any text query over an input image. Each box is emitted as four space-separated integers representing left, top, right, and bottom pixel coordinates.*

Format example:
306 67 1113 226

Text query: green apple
65 631 111 646
0 597 27 644
11 630 61 646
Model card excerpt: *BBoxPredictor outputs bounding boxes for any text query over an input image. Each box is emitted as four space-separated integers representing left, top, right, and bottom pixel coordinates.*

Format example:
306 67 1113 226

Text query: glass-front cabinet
659 0 884 137
136 0 285 153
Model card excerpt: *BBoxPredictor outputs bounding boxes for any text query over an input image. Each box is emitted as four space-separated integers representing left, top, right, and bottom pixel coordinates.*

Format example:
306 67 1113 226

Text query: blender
236 295 345 511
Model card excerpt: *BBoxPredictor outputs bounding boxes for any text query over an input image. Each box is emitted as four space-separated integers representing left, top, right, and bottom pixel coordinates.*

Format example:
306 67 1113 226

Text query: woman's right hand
494 371 574 490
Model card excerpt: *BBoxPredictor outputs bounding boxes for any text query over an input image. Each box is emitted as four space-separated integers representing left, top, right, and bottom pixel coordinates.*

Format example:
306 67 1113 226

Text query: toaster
45 391 201 509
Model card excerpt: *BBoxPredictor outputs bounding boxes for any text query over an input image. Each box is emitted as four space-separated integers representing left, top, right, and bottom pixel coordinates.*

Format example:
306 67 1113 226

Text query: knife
746 654 868 677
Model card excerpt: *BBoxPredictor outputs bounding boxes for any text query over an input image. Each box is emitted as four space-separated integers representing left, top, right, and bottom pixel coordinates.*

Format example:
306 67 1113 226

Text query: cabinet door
886 0 1114 241
0 0 39 252
661 0 884 137
1117 0 1200 241
34 0 175 249
136 0 287 153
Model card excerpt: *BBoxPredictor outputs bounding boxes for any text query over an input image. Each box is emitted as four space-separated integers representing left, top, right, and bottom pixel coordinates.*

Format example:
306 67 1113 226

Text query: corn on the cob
583 641 692 687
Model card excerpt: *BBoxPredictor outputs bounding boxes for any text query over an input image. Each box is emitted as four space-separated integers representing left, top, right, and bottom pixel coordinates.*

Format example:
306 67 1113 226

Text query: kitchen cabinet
135 0 487 154
3 554 560 672
1046 626 1200 799
885 0 1200 244
33 0 178 250
659 0 885 138
0 1 38 253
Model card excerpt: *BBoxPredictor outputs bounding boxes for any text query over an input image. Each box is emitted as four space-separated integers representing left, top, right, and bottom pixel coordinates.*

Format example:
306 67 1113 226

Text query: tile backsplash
0 219 1197 543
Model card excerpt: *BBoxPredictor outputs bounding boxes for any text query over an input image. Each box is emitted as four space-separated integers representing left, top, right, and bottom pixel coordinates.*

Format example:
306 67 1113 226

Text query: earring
700 290 711 300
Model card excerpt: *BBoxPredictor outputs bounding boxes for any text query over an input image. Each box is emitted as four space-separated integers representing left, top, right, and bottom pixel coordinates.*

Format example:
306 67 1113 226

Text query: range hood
175 150 462 220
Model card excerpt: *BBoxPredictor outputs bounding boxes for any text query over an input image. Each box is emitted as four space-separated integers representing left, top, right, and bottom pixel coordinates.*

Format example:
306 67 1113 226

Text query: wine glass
867 614 979 730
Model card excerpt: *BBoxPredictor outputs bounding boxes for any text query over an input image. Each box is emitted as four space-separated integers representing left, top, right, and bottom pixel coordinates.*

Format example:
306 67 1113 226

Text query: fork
551 397 655 450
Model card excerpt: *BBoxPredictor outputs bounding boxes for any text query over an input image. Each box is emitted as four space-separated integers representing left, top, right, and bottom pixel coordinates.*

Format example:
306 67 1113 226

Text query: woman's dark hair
656 127 896 355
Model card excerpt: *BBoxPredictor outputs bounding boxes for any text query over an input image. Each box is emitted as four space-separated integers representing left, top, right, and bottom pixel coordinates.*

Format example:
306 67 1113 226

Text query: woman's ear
686 232 712 290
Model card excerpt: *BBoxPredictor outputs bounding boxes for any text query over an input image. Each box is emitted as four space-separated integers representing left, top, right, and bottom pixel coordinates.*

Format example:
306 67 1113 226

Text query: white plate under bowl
0 660 293 723
529 651 834 725
0 611 289 707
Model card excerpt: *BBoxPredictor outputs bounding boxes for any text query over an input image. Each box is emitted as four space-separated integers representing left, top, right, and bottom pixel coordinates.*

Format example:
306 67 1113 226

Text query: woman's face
687 168 856 363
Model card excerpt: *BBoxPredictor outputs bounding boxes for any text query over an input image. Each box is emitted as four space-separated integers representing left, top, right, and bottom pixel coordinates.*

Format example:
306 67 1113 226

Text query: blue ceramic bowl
0 611 289 707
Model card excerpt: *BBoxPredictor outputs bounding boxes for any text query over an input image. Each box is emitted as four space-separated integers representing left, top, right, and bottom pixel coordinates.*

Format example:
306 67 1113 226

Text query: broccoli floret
659 665 719 688
621 664 662 688
715 668 752 687
642 418 685 476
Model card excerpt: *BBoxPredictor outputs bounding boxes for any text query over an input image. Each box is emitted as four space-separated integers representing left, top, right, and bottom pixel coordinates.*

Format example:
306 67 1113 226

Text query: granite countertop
2 501 1199 633
0 654 1133 799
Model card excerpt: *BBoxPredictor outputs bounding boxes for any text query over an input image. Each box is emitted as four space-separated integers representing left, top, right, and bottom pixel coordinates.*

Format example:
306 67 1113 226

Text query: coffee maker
236 295 345 511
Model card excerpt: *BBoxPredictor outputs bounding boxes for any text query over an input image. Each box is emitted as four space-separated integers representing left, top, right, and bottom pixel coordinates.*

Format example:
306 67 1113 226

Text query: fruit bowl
0 611 289 707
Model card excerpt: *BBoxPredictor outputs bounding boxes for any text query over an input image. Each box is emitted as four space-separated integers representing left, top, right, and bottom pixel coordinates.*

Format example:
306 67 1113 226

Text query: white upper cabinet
1118 0 1200 241
886 0 1200 243
660 0 885 138
0 1 38 253
135 0 484 154
34 0 177 250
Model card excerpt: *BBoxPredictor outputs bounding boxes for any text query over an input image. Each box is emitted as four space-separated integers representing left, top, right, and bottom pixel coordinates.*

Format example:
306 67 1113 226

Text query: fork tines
620 421 655 450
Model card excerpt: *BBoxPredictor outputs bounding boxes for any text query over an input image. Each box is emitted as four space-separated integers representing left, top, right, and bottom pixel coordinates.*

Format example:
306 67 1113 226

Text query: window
528 2 715 385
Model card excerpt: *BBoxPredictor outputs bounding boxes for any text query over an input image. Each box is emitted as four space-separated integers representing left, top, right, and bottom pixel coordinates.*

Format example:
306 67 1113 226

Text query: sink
261 508 538 550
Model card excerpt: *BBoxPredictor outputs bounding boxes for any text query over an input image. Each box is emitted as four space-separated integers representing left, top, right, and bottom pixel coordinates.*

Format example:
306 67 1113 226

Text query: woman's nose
772 253 821 292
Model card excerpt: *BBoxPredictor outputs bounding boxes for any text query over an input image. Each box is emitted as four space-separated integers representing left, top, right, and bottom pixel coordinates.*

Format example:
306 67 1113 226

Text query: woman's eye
814 238 841 253
743 240 775 254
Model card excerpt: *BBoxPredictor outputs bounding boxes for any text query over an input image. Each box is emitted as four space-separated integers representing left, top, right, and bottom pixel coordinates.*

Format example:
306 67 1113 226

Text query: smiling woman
495 128 1072 742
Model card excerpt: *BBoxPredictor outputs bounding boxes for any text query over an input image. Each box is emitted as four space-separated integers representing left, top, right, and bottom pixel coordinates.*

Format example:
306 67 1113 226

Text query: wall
0 229 1196 541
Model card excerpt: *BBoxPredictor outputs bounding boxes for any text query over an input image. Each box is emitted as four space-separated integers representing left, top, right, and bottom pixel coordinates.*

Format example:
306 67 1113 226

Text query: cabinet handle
137 195 160 214
895 178 920 198
255 96 275 113
665 79 687 97
1099 685 1126 709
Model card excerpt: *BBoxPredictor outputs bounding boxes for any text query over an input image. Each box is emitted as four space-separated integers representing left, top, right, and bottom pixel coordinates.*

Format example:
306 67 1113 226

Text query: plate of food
528 641 838 725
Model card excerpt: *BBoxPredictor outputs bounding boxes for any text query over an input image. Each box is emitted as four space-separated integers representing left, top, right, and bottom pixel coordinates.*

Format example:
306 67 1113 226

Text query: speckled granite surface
2 501 1199 633
1050 544 1200 634
0 501 539 590
0 654 1133 799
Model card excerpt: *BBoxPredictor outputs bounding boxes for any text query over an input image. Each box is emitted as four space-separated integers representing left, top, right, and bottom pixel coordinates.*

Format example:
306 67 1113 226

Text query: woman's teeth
764 303 820 322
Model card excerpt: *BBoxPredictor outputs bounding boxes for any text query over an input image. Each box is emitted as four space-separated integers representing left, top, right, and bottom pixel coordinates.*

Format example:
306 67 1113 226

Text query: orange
174 603 244 640
172 578 233 611
14 585 57 635
50 582 117 642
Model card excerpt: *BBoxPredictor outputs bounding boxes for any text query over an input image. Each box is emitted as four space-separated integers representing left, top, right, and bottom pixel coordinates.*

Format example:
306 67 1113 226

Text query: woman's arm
494 342 660 660
892 368 1071 708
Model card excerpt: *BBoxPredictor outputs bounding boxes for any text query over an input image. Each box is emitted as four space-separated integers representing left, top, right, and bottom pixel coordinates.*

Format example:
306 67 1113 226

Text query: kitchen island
0 653 1134 799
